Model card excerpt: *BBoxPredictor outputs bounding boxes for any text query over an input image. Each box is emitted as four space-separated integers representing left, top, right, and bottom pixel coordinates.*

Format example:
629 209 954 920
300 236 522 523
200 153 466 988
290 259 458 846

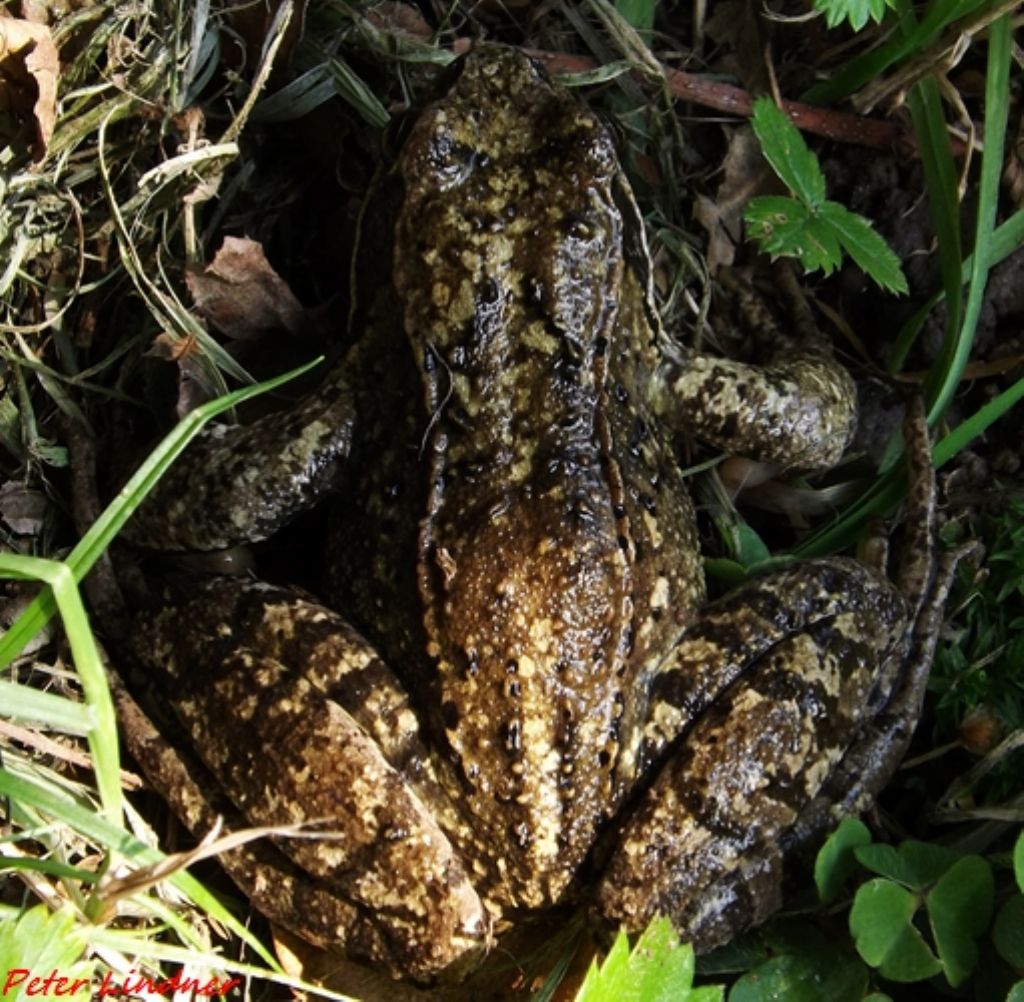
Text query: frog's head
400 45 617 196
392 44 627 393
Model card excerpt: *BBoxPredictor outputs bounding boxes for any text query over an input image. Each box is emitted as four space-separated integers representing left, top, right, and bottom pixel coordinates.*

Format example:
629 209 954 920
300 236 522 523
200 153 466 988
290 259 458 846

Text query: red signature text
2 968 241 997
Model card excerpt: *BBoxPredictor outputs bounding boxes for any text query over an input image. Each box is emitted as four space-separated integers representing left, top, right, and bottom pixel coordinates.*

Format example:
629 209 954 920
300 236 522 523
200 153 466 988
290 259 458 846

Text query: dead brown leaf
185 235 307 341
0 481 48 536
365 2 433 40
0 14 58 159
692 127 769 273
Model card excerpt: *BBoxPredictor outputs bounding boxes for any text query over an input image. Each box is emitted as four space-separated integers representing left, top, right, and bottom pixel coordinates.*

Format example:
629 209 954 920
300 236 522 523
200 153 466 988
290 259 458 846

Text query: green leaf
729 949 868 1002
1009 980 1024 1002
744 197 843 275
816 818 872 904
817 201 909 294
813 0 894 30
993 895 1024 968
854 840 959 890
850 879 942 981
745 97 908 293
576 919 722 1002
615 0 656 31
926 855 994 986
749 98 826 207
1014 831 1024 892
0 907 93 1000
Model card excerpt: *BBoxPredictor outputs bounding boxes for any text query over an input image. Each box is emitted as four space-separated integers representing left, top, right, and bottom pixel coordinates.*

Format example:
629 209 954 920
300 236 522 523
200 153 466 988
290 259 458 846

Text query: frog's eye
565 215 597 241
415 129 479 190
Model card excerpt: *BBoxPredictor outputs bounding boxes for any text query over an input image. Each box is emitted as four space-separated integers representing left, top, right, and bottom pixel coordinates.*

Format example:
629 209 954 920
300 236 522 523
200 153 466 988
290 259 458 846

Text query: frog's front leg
650 339 857 469
595 557 908 950
126 577 491 982
649 271 857 470
125 366 355 551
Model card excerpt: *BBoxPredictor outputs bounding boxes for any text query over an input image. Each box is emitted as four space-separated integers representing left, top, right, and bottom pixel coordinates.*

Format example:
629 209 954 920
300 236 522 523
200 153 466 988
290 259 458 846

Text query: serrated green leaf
816 818 872 904
850 879 942 981
729 949 868 1002
854 841 959 890
926 855 994 986
576 919 720 1002
1014 831 1024 892
0 907 93 1000
750 98 826 207
993 895 1024 968
817 201 909 294
744 197 843 275
813 0 894 31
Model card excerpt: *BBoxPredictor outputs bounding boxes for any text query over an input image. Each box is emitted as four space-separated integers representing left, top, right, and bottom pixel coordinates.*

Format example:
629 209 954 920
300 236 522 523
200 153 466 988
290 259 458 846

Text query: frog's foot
125 366 355 552
593 557 907 950
789 401 981 842
122 577 492 982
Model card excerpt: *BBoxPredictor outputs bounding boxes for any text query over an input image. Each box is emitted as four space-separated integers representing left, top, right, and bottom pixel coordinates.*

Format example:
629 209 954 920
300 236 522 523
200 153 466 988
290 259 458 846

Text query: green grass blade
0 856 99 883
925 12 1012 423
0 681 92 736
0 555 121 827
0 766 280 969
889 208 1024 369
796 373 1024 556
902 77 963 370
933 374 1024 466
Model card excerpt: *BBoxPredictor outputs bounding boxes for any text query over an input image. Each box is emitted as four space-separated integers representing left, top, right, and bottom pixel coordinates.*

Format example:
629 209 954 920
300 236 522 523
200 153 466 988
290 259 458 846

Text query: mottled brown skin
124 46 951 982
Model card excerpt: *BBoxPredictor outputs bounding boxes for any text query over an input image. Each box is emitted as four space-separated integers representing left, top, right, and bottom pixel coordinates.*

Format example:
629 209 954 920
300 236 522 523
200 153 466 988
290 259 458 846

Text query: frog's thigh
596 559 906 950
136 578 487 981
114 675 425 976
651 349 856 469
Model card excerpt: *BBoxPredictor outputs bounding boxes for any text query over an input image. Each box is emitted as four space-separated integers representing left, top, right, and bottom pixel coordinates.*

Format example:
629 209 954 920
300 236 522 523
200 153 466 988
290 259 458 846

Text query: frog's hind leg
594 399 968 953
594 556 906 950
125 576 491 982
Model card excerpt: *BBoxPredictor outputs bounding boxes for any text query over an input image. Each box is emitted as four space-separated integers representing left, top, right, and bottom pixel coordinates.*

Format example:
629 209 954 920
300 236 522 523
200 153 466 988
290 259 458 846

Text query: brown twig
519 47 951 156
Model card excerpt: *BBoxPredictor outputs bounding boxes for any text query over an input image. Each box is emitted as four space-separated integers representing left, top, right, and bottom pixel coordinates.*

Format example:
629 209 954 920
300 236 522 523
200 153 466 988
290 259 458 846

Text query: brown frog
121 45 957 983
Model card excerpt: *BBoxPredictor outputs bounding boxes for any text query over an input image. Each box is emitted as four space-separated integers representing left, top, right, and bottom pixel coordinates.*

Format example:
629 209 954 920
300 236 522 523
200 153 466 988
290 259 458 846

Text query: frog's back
335 46 703 909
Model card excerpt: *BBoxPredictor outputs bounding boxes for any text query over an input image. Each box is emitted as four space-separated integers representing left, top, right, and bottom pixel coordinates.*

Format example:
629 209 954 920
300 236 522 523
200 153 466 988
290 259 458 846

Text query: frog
117 44 959 984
